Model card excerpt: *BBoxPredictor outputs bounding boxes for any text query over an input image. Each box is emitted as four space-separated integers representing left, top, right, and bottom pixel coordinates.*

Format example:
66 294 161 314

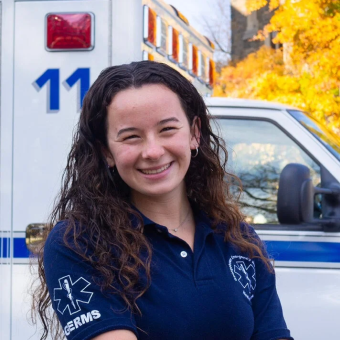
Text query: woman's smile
138 162 173 175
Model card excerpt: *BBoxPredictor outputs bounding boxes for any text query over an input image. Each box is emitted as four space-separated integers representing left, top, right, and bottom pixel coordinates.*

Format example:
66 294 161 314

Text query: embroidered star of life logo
54 275 93 315
229 255 256 301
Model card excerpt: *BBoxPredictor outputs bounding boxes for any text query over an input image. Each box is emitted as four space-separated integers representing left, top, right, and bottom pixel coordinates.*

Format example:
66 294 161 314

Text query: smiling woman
32 61 293 340
105 84 199 202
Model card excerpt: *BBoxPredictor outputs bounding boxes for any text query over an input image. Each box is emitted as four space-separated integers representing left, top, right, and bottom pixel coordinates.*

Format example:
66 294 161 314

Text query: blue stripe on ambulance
1 238 340 262
265 241 340 262
0 237 30 258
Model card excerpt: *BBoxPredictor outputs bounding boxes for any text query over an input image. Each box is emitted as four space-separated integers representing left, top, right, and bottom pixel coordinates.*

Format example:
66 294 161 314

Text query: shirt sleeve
244 225 293 340
43 221 138 340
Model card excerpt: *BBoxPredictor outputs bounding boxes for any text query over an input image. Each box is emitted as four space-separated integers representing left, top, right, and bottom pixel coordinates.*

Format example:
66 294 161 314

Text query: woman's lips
139 162 172 175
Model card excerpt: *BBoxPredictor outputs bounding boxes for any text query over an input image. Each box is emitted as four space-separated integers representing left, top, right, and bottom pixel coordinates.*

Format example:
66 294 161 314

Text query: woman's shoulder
43 220 92 271
213 219 258 238
240 222 259 238
45 220 69 247
213 220 268 258
44 220 84 256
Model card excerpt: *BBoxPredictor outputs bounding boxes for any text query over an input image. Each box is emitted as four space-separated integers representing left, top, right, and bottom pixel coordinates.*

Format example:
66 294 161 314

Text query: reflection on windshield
288 110 340 162
213 118 321 224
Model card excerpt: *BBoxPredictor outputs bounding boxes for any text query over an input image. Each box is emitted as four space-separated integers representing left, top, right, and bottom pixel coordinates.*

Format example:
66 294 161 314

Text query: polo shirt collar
129 204 156 228
139 211 156 227
131 203 215 239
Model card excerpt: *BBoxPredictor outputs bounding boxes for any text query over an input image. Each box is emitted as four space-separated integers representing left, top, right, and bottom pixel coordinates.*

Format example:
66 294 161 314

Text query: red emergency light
46 13 94 51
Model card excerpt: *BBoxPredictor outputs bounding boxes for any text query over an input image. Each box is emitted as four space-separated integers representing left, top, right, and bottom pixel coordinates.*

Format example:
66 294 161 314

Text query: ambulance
1 1 340 340
206 97 340 340
0 0 214 339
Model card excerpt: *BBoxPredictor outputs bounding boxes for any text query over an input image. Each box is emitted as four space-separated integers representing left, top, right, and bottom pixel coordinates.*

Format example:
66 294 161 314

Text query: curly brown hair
31 61 270 340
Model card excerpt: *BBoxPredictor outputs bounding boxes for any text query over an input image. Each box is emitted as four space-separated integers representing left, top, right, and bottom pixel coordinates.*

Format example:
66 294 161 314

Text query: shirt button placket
180 251 188 258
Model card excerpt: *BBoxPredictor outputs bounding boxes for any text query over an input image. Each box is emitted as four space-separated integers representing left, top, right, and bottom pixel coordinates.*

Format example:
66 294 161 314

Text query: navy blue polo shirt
44 210 293 340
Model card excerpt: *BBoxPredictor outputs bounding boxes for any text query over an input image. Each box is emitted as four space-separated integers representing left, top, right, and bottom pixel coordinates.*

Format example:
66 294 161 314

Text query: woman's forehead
110 84 179 106
107 84 186 124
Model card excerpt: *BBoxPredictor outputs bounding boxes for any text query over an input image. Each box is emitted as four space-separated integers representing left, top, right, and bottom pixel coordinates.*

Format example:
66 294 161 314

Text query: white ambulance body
206 97 340 340
0 0 214 339
1 0 340 340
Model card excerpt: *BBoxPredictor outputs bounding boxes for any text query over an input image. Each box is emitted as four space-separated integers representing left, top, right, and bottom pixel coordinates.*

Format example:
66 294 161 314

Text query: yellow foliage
245 0 268 12
245 0 279 12
217 0 340 133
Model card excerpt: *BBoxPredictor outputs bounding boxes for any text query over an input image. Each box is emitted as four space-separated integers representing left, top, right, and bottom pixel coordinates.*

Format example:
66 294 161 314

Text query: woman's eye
161 127 176 132
123 135 139 141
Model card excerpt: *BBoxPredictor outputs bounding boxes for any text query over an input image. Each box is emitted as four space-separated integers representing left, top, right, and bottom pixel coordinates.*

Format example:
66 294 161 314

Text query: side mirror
277 163 340 231
25 223 48 254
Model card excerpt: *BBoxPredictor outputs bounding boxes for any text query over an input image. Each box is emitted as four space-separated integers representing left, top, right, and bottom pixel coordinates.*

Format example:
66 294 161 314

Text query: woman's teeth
140 163 171 175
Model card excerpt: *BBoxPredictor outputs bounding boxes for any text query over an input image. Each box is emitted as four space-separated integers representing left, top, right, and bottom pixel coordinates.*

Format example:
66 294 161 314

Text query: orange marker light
209 59 215 87
143 6 157 47
192 45 198 76
168 26 179 62
142 51 154 61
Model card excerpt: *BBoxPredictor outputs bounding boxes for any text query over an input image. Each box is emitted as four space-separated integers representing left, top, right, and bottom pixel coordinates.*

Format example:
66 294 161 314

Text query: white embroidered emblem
229 255 256 301
53 275 93 315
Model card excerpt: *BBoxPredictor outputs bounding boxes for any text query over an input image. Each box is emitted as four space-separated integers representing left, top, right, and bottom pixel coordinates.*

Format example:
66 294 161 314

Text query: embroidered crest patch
53 275 93 315
229 255 256 301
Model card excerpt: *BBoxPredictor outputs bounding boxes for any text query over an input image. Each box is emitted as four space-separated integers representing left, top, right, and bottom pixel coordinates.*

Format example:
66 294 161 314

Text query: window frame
211 115 325 232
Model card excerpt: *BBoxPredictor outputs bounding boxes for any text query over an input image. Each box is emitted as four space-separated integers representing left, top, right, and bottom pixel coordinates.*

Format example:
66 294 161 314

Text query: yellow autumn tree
214 0 340 133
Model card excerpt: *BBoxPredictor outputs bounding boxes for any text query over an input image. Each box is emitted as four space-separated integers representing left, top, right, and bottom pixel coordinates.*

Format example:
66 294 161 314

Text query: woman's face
105 84 199 201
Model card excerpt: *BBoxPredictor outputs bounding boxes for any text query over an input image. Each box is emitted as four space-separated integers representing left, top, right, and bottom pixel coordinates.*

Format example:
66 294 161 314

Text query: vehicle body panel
207 98 340 339
1 1 214 339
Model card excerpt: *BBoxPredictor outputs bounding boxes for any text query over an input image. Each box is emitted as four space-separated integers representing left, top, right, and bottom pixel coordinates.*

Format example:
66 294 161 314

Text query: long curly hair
32 61 269 340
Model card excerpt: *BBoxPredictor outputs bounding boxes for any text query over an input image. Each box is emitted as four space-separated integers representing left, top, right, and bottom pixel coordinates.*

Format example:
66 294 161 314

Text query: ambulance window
214 118 321 225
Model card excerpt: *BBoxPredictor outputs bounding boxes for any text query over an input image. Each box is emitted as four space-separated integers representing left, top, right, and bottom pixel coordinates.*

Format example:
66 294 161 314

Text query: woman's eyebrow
158 117 180 125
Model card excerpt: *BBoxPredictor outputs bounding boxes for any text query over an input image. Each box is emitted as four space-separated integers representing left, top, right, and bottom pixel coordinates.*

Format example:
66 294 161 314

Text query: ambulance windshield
288 110 340 162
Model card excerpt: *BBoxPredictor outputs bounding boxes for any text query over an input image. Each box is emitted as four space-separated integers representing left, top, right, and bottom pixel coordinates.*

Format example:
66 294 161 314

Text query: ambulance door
12 1 110 338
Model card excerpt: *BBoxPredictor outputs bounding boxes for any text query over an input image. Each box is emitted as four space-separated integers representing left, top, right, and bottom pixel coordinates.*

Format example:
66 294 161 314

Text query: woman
33 61 293 340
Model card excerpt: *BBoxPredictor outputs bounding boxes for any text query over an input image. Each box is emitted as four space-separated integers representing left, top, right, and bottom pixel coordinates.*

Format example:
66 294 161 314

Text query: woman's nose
142 138 165 160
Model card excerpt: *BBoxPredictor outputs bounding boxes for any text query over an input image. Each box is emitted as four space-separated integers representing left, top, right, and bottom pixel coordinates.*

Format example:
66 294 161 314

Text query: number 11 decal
63 68 90 112
33 69 60 112
33 68 90 113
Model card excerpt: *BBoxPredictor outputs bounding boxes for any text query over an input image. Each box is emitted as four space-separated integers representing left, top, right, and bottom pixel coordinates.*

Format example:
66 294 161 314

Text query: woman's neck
131 190 191 228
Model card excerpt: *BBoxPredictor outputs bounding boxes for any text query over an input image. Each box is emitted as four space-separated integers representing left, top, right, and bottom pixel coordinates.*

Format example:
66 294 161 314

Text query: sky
164 0 231 61
164 0 221 37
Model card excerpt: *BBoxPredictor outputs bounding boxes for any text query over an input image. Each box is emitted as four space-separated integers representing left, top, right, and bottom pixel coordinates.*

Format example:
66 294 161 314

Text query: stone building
231 0 279 62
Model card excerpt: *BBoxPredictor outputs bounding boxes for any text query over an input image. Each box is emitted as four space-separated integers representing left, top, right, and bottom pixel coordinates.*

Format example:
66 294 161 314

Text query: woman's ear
101 146 115 168
190 116 201 150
